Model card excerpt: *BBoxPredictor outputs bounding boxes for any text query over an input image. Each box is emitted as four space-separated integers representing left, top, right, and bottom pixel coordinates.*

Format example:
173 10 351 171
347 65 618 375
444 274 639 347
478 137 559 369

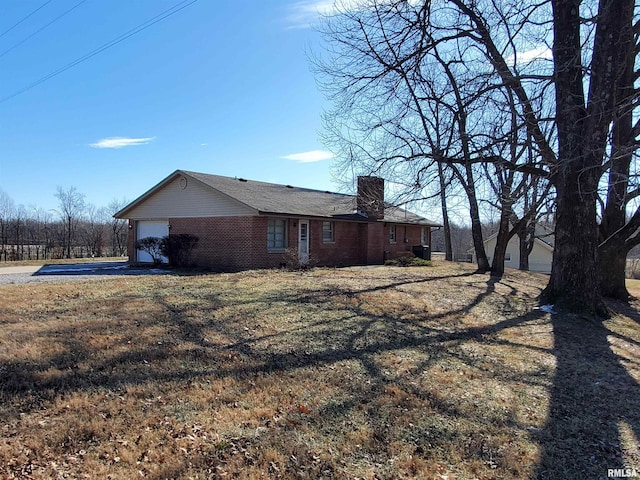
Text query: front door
298 220 309 265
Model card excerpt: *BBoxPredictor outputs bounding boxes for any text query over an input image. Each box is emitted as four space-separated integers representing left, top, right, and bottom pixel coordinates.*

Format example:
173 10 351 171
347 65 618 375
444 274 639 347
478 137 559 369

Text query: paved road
0 261 168 285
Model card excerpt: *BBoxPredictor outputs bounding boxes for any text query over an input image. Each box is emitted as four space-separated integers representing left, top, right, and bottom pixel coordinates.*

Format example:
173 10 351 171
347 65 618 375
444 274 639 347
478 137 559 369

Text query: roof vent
286 185 294 189
238 178 248 182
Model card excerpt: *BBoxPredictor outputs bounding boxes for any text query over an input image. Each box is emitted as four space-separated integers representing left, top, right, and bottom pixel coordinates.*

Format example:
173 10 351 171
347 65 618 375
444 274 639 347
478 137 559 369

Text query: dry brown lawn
0 262 638 479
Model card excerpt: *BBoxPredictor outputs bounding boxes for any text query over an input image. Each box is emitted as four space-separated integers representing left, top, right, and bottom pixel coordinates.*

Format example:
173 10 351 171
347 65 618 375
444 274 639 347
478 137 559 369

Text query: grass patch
0 262 638 479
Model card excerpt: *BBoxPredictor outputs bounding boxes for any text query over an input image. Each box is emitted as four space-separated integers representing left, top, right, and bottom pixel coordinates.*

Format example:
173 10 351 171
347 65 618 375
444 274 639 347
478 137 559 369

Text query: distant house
470 227 554 273
114 170 440 270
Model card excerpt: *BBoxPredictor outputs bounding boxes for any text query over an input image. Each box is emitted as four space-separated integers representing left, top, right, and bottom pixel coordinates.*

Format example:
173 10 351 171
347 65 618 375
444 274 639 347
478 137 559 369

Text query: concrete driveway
0 265 42 275
0 260 167 285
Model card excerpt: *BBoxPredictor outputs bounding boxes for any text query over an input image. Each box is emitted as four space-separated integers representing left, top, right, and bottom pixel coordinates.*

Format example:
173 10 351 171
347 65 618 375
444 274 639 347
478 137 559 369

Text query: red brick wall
309 219 367 266
169 216 295 271
384 224 429 260
169 216 376 269
127 216 432 269
365 222 385 264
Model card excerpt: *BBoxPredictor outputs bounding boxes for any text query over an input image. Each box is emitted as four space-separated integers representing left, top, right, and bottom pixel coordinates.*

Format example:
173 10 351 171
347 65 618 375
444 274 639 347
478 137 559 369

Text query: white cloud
285 0 424 28
507 47 553 66
90 136 156 149
285 0 365 28
282 150 335 163
286 1 339 28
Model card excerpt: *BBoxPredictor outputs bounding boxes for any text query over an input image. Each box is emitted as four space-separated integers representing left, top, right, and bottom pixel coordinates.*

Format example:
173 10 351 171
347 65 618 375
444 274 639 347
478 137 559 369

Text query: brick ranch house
115 170 441 270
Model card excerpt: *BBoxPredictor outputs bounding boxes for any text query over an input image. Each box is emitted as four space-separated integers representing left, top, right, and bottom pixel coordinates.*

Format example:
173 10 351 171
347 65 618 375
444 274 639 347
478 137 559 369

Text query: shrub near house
161 234 198 267
135 234 198 267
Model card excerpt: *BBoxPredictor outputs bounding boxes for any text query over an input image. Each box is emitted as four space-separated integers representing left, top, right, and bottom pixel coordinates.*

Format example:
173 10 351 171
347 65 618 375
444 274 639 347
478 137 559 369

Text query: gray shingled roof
117 170 440 226
184 171 439 226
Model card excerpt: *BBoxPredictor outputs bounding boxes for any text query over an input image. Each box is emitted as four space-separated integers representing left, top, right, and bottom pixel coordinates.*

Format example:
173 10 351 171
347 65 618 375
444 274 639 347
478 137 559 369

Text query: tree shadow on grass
0 271 519 404
5 267 635 478
0 270 529 395
536 308 640 479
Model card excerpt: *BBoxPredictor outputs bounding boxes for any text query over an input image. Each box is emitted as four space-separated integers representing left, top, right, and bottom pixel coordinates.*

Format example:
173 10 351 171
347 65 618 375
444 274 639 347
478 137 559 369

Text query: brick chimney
357 176 385 220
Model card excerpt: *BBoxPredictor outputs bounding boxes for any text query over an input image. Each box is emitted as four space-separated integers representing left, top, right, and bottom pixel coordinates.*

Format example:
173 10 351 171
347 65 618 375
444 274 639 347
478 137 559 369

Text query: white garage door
137 220 169 263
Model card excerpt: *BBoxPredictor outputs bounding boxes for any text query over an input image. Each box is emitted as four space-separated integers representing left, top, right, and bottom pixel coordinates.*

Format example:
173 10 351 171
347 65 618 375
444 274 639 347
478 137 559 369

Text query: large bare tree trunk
541 0 625 315
545 179 602 312
461 163 490 272
599 247 630 299
518 221 535 271
438 163 453 261
491 203 513 277
597 0 635 299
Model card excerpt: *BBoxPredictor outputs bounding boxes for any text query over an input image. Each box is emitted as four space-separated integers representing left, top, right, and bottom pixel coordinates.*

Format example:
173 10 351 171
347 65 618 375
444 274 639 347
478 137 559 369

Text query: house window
267 218 286 250
322 221 335 243
421 227 427 245
505 252 511 262
389 224 396 243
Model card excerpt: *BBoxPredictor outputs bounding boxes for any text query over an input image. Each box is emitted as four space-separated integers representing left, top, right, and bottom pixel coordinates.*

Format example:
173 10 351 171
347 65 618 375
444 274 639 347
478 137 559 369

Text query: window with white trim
389 224 396 243
322 221 335 243
505 252 511 261
267 218 286 249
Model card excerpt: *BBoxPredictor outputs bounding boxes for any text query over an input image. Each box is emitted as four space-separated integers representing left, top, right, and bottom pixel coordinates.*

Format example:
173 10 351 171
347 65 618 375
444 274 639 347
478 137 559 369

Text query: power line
0 0 198 104
0 0 88 60
0 0 53 39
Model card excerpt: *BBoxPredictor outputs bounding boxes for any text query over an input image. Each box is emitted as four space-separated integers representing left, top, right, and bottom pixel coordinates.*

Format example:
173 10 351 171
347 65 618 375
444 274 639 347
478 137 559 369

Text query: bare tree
10 204 27 261
0 189 15 262
316 0 552 275
108 198 129 257
55 186 85 259
437 163 453 261
479 87 553 276
594 0 639 299
317 0 636 314
82 204 108 257
533 0 635 312
513 176 555 271
28 206 53 260
0 189 127 262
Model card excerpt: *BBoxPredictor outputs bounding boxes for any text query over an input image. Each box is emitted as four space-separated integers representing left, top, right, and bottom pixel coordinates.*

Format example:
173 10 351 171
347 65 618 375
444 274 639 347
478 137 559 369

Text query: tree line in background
0 186 128 262
316 0 638 315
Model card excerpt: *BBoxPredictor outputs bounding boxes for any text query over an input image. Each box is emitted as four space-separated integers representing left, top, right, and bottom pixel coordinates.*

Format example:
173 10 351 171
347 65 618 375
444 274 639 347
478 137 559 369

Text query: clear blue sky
0 0 338 212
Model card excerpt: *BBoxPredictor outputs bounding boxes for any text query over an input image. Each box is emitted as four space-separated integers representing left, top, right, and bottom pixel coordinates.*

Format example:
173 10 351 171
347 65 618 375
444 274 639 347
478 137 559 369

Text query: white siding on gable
483 234 553 274
527 243 553 274
126 176 256 220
